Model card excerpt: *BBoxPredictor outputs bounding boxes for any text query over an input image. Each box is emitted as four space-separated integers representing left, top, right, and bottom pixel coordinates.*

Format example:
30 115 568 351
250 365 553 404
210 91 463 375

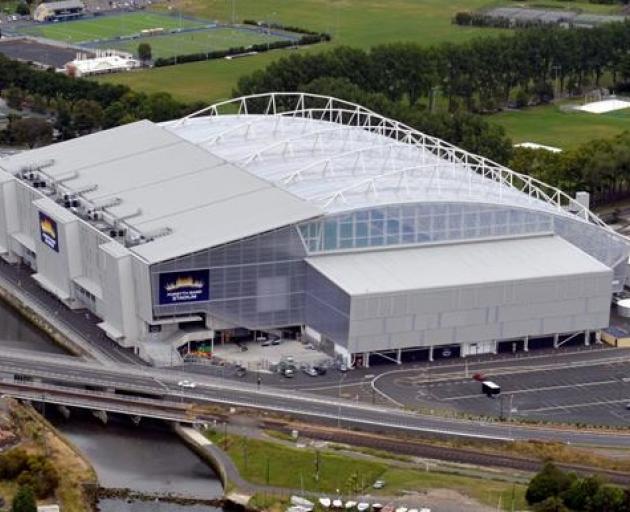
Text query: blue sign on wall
39 212 59 252
158 269 209 305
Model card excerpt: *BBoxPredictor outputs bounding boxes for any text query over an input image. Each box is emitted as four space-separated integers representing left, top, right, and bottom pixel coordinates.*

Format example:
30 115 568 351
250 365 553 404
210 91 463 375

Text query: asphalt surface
6 351 630 448
371 348 630 427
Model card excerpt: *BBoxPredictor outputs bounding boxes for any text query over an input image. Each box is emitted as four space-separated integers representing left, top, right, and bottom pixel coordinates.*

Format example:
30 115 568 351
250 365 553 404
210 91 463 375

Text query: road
4 351 630 448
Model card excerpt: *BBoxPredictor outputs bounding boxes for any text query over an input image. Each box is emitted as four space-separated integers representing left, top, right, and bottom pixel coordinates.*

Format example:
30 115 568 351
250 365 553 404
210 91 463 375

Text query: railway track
264 420 630 485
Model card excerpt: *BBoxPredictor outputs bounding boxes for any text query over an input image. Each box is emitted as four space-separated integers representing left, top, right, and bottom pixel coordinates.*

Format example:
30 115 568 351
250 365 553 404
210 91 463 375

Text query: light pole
337 372 346 428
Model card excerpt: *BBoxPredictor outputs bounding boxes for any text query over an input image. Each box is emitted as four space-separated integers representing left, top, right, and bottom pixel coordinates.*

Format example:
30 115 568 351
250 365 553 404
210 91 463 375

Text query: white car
372 480 385 489
177 379 197 389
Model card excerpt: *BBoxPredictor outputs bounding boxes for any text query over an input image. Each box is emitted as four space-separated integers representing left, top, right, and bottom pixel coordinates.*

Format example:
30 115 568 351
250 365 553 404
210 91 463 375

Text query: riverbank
0 399 97 512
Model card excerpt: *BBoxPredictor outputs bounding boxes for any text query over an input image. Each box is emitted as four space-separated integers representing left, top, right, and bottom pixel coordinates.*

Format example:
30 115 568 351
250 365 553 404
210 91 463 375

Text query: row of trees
236 21 630 112
510 131 630 206
527 461 630 512
0 54 198 142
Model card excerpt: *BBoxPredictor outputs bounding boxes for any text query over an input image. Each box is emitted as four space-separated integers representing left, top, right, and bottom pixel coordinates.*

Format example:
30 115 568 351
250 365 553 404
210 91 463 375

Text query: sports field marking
19 12 204 44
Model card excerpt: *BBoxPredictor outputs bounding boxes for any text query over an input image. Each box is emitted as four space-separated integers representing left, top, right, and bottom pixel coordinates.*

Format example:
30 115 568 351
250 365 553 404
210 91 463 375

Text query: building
65 51 140 77
0 93 627 366
34 0 85 22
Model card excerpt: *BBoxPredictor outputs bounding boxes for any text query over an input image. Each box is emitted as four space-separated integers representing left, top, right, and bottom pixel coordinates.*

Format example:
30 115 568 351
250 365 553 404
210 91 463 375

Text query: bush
0 449 59 499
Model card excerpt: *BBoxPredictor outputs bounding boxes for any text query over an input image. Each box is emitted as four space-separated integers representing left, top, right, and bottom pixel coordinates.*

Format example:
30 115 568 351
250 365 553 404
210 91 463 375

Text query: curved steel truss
176 92 613 233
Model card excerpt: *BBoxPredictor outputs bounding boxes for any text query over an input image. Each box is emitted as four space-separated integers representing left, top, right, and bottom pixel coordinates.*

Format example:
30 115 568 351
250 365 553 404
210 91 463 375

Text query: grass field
102 26 293 59
490 103 630 149
19 11 204 43
206 430 528 511
95 0 623 103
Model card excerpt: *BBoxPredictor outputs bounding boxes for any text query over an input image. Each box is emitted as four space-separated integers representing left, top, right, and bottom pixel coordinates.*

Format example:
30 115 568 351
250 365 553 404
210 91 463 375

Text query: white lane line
519 398 630 413
440 379 619 401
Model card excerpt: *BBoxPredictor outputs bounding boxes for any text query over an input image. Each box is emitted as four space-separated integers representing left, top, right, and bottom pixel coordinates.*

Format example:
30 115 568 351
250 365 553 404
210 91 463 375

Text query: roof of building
36 0 85 12
162 93 607 231
306 235 611 296
68 54 138 75
0 93 620 265
0 120 321 264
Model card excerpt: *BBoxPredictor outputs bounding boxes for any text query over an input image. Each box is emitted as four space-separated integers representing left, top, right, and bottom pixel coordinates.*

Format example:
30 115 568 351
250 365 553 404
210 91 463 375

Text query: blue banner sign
158 269 209 305
39 212 59 252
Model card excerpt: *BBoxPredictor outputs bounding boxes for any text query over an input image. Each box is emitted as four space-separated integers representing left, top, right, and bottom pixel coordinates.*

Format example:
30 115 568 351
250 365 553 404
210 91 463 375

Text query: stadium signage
39 212 59 252
159 269 209 305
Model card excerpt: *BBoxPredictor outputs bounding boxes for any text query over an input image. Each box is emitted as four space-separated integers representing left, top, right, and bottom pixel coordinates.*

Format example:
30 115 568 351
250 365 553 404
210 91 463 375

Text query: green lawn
101 26 293 59
94 0 623 103
19 11 204 43
96 0 504 103
206 430 527 511
490 103 630 150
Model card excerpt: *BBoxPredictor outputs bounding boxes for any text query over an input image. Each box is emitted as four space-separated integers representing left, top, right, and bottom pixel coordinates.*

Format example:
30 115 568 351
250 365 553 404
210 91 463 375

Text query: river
0 298 224 511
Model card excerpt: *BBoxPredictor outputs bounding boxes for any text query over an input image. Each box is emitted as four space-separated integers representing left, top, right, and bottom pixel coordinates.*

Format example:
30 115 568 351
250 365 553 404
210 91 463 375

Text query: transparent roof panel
161 93 615 235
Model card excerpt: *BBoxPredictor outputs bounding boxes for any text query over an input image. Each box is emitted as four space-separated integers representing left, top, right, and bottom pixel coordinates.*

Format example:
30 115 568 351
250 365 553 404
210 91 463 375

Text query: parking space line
439 379 619 401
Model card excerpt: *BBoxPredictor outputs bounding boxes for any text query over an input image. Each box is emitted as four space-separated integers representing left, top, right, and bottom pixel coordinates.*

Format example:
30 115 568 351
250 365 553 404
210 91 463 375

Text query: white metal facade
0 93 627 362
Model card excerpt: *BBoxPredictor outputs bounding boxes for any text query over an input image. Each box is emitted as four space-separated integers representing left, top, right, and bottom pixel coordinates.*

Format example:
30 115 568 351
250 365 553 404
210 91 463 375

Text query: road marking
519 398 630 413
440 379 619 401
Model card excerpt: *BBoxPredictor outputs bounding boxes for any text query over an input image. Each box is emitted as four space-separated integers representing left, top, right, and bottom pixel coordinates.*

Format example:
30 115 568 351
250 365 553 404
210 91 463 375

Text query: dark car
314 365 327 375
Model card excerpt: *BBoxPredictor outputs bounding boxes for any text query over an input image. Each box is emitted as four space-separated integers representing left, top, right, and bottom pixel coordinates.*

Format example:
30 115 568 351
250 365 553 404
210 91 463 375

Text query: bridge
3 350 630 447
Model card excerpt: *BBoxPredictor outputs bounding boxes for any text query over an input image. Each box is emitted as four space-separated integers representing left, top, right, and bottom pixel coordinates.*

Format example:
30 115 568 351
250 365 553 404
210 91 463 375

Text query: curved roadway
3 351 630 448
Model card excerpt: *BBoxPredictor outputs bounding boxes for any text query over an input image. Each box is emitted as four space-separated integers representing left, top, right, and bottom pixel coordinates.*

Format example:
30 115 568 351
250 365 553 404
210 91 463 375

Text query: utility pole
231 0 236 25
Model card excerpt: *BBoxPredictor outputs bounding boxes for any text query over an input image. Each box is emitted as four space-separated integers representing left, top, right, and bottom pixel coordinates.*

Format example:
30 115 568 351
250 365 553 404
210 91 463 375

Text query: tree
526 462 573 505
72 99 103 135
138 43 152 63
4 87 24 110
563 475 603 511
9 117 53 148
14 3 29 16
532 496 569 512
590 485 626 512
11 485 36 512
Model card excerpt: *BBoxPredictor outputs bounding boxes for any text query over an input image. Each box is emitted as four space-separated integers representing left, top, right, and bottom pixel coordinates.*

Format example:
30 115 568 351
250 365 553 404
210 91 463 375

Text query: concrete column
523 336 529 352
553 333 559 349
491 340 498 355
363 352 370 368
460 343 466 358
428 345 434 362
584 329 590 346
396 348 402 365
595 330 602 344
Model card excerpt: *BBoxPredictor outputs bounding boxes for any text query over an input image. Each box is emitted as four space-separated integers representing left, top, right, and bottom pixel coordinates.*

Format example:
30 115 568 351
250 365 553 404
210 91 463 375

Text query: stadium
0 93 628 366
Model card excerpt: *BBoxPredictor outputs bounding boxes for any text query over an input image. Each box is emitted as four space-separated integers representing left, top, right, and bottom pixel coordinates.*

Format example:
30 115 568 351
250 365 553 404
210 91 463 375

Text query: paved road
5 352 630 448
0 259 143 365
371 349 630 427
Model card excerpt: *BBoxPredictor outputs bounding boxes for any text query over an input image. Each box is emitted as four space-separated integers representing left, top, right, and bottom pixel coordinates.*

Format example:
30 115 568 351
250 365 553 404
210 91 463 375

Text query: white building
0 93 627 365
65 51 140 77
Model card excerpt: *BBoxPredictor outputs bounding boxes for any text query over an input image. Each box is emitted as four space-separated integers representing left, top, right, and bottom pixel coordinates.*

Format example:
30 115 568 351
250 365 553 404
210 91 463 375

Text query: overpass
3 351 630 447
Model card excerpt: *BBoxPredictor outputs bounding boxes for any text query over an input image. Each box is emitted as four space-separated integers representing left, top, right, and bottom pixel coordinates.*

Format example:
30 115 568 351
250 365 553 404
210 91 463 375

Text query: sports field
19 12 204 43
103 26 294 59
490 103 630 150
96 0 623 103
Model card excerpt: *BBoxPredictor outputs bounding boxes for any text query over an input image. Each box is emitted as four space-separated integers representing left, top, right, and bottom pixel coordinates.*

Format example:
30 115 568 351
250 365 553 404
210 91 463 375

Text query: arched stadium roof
163 92 610 230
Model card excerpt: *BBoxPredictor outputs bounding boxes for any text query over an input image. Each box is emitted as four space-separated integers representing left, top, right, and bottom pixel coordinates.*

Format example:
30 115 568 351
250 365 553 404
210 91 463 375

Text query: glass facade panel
151 226 307 328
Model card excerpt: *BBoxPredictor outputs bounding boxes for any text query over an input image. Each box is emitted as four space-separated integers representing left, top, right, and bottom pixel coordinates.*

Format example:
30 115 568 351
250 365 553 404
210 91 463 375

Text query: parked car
303 366 318 377
282 368 295 378
177 379 196 389
373 480 385 489
261 340 272 347
271 338 281 346
314 365 327 375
